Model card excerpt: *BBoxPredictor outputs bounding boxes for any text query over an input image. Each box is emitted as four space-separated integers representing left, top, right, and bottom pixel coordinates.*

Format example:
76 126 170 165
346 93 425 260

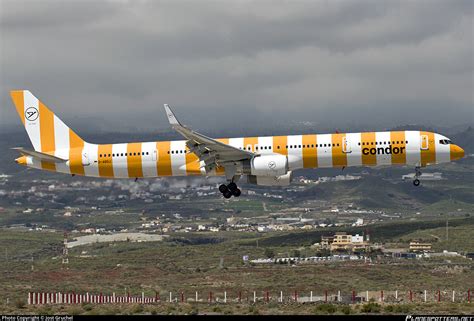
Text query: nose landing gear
413 166 422 187
219 182 241 198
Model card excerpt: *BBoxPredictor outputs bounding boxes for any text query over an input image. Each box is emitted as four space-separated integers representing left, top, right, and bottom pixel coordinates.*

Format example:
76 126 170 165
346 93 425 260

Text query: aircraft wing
163 104 254 171
12 147 68 163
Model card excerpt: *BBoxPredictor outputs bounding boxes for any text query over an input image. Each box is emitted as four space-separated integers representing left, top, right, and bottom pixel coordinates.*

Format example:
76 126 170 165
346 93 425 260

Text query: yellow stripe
69 130 85 175
243 137 258 153
331 133 347 167
39 101 55 152
420 131 436 165
361 132 377 166
157 141 172 176
10 91 25 125
98 144 114 177
127 143 143 178
39 101 56 171
390 131 406 165
215 138 229 175
273 135 288 156
185 149 201 176
302 134 318 168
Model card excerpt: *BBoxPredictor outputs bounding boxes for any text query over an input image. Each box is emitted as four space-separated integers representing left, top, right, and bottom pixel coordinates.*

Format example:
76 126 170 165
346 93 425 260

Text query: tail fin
10 90 85 153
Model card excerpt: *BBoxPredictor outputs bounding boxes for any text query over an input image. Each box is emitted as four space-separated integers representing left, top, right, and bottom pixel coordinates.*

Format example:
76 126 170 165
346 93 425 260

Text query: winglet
163 104 181 126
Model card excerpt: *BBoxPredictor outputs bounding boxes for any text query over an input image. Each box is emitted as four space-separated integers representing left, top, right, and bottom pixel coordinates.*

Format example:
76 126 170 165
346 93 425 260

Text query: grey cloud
0 0 472 133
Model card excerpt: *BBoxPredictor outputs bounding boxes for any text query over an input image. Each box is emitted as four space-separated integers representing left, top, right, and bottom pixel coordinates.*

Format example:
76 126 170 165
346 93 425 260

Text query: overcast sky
1 0 473 134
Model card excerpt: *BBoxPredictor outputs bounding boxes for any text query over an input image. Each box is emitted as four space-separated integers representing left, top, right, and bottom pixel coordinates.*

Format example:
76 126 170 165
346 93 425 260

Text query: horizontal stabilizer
11 147 68 163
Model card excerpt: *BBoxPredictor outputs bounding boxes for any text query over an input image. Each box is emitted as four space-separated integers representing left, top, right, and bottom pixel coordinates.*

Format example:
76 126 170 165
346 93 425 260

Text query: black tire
223 191 232 199
232 188 241 197
227 182 237 191
219 184 228 193
413 179 421 186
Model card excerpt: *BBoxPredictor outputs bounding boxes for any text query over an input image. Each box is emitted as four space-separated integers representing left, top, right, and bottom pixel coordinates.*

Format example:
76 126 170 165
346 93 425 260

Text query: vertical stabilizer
10 90 85 153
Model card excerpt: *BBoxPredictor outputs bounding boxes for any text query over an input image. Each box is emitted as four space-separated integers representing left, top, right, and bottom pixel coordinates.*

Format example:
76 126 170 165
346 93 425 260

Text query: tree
264 248 275 258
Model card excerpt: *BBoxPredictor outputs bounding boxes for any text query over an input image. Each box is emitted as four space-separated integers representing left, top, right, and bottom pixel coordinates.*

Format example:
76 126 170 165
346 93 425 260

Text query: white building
351 234 364 244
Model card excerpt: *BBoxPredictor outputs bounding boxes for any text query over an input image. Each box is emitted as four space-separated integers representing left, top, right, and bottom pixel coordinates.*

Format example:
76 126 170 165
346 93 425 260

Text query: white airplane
11 90 465 198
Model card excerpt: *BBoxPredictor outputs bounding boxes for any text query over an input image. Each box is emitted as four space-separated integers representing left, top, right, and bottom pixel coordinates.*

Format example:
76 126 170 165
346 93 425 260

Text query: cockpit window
439 139 452 145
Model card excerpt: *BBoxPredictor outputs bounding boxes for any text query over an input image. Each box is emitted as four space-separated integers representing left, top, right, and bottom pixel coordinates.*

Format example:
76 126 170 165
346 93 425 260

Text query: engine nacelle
250 154 288 177
247 171 293 186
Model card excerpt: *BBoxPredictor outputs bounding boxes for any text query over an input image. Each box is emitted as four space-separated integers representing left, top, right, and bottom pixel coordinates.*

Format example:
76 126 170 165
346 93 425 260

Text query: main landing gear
413 166 422 187
219 182 241 198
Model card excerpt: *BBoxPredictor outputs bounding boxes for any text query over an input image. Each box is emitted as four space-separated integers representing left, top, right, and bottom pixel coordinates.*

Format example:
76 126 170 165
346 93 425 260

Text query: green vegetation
400 225 474 252
246 216 474 248
361 302 381 313
314 304 337 314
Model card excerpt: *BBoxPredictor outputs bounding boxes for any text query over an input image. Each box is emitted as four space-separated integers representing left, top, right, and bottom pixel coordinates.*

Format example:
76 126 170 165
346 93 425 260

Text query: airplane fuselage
16 130 465 179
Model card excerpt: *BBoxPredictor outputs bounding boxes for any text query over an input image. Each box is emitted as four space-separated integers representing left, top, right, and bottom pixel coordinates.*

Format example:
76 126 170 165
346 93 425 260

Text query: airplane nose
15 156 27 165
450 145 465 161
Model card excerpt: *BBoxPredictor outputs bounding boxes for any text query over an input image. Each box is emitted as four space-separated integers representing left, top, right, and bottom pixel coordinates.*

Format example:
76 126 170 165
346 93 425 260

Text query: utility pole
446 219 449 241
62 232 69 268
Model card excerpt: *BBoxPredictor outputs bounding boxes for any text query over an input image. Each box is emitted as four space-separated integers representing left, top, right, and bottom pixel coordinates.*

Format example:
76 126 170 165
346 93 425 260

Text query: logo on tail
25 107 39 121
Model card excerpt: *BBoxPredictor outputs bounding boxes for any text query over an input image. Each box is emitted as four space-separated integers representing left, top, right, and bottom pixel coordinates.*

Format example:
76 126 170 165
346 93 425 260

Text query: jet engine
247 154 288 177
247 171 293 186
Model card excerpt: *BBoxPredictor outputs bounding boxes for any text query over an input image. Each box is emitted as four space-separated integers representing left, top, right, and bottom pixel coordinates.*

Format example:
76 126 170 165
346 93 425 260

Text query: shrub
82 303 93 311
361 302 381 313
384 305 394 313
66 307 83 315
131 304 144 314
188 307 199 315
340 305 352 315
15 299 26 309
314 304 337 314
393 304 412 313
264 248 275 258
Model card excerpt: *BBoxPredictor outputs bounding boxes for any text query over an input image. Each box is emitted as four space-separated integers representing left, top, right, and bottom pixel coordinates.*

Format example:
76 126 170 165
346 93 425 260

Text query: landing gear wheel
232 188 241 197
413 179 420 187
219 184 229 193
227 182 237 191
223 191 232 199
